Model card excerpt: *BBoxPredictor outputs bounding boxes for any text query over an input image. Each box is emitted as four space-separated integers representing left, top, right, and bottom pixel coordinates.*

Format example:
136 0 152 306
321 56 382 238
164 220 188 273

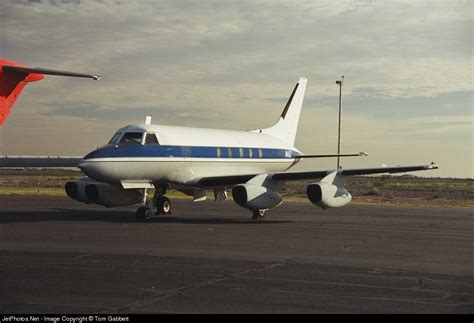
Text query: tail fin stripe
256 77 307 146
281 82 299 119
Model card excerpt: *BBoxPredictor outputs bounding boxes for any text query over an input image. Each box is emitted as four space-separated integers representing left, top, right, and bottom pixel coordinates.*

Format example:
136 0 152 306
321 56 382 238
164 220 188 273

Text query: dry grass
0 169 472 208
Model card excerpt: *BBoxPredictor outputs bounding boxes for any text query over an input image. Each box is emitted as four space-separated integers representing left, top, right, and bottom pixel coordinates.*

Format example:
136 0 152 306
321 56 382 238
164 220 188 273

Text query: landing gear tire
251 209 267 220
136 206 153 222
156 196 172 215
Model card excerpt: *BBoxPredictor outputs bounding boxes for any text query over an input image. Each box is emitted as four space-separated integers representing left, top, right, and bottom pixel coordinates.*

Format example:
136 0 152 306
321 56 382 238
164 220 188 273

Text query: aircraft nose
78 160 90 173
78 159 115 182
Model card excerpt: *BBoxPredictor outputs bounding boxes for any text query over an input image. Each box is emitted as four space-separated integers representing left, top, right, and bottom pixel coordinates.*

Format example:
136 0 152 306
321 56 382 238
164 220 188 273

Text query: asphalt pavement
0 195 472 313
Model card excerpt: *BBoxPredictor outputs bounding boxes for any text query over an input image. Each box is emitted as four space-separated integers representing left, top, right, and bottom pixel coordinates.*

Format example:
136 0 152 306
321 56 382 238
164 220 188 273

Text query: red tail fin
0 59 43 125
0 59 100 125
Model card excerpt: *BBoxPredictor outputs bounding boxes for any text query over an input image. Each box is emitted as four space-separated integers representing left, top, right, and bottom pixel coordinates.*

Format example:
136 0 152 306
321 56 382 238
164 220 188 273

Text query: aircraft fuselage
79 123 302 186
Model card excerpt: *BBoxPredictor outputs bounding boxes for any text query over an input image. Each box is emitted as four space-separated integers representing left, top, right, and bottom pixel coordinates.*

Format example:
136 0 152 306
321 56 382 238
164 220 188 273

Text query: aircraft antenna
335 76 344 169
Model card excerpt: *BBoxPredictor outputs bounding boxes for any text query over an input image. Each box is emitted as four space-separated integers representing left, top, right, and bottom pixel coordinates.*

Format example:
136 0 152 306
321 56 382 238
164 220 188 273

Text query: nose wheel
136 186 172 221
251 209 267 220
136 206 153 222
136 196 172 222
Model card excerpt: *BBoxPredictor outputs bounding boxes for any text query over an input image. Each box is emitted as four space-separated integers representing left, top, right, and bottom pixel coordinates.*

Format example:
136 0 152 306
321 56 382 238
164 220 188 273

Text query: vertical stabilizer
258 77 307 146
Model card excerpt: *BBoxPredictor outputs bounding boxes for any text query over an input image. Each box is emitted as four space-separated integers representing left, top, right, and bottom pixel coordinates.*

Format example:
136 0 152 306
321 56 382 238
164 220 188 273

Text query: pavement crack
340 239 368 252
413 277 425 289
421 214 473 230
269 289 467 307
112 259 293 313
72 254 90 260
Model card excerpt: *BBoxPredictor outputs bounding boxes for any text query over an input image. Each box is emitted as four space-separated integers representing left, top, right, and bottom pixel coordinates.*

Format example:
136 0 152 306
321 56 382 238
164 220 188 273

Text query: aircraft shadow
0 209 291 225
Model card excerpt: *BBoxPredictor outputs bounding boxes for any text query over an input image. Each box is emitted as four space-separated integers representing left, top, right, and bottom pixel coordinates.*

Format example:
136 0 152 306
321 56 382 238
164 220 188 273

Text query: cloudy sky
0 0 472 178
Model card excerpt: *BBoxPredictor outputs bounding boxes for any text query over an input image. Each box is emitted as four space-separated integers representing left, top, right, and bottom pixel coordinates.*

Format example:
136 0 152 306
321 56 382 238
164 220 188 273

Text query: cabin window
249 148 253 158
217 147 222 158
239 148 244 158
227 148 232 158
259 149 263 158
119 132 143 144
108 132 122 144
145 133 159 145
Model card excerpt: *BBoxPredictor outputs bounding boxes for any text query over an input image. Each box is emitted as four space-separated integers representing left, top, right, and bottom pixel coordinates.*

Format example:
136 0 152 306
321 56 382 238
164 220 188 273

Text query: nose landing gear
135 186 172 222
136 206 153 221
251 209 267 220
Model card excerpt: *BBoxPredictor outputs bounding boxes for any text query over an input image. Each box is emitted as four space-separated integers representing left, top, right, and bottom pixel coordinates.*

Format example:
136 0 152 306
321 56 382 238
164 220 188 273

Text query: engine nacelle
307 182 352 209
65 178 95 203
232 183 282 211
65 178 143 207
84 182 143 207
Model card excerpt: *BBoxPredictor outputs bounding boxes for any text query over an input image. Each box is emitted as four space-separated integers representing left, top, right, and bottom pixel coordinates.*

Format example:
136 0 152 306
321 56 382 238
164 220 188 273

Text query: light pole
335 76 344 169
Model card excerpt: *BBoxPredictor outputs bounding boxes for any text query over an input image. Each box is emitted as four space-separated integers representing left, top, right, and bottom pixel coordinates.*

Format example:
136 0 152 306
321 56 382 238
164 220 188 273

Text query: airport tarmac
0 195 472 313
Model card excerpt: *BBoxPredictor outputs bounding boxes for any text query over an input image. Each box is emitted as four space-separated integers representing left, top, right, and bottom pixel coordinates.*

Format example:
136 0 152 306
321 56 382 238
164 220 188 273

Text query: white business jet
0 76 438 220
68 77 438 220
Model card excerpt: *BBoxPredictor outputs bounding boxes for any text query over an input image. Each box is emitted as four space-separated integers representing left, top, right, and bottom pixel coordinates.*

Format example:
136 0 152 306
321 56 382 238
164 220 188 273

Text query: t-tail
257 77 307 147
0 59 100 125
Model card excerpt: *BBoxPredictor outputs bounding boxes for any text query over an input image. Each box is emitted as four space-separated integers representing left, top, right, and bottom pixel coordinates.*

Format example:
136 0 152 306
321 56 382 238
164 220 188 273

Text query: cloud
2 0 471 96
0 0 472 177
45 101 227 126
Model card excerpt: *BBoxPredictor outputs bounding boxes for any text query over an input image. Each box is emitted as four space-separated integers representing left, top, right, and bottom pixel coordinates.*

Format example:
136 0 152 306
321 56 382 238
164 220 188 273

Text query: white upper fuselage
79 123 302 186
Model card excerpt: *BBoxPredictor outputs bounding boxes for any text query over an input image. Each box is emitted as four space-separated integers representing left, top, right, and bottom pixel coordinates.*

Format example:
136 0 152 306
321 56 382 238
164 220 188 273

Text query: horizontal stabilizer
2 65 101 80
296 152 368 159
0 59 100 125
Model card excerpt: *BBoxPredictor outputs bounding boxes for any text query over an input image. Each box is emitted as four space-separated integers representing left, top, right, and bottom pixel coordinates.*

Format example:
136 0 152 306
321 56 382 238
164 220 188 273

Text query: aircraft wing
196 163 438 187
2 65 101 80
0 155 82 168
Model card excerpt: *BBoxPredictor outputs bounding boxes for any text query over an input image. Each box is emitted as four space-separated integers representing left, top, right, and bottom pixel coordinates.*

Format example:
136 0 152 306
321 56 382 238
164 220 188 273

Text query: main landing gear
155 196 172 215
136 186 172 222
251 209 267 220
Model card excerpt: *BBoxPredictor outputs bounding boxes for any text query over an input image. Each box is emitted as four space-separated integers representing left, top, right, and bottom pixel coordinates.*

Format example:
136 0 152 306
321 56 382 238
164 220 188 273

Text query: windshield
108 132 122 144
119 132 144 144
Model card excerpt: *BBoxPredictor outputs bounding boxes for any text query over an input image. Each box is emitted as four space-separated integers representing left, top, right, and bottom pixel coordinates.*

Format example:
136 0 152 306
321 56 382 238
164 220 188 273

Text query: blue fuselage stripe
84 144 301 160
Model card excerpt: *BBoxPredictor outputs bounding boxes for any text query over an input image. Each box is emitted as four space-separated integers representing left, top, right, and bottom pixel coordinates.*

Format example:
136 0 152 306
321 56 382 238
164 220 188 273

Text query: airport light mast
335 76 344 169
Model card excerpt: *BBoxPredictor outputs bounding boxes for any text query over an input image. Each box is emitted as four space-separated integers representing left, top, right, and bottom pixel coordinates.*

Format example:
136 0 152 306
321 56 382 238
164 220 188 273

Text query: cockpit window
119 132 143 144
108 132 123 144
145 133 159 145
